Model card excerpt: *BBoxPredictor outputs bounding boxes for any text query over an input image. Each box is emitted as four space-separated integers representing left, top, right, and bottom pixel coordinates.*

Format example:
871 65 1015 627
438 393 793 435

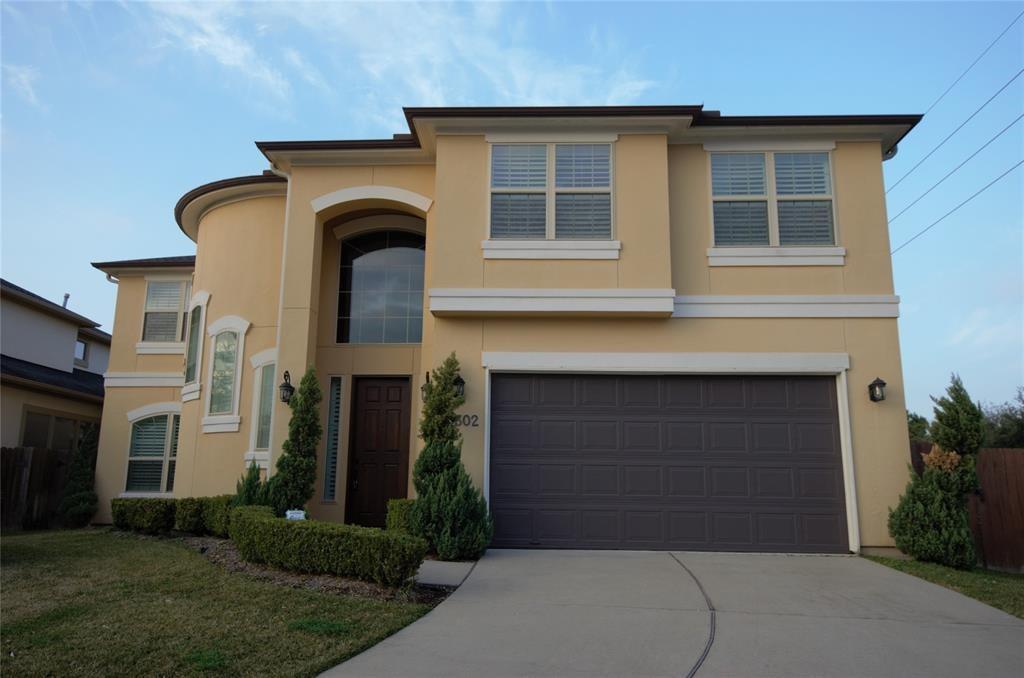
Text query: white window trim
706 246 846 267
706 149 840 255
74 340 89 368
245 348 277 468
105 372 185 388
487 141 615 242
672 294 899 318
481 239 621 260
123 407 180 495
202 315 250 433
182 290 211 398
139 277 191 345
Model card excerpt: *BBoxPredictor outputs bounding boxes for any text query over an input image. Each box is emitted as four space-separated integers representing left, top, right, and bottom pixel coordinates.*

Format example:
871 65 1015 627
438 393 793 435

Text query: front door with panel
346 377 411 527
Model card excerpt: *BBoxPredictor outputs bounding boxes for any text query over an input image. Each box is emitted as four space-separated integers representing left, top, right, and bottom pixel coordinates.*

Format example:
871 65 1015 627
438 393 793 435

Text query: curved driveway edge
324 550 1024 678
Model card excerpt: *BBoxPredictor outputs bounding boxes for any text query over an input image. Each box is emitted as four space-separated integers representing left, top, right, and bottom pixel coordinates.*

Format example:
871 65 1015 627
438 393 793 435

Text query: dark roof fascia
692 113 924 153
79 326 112 344
91 255 196 273
173 175 286 229
0 279 100 329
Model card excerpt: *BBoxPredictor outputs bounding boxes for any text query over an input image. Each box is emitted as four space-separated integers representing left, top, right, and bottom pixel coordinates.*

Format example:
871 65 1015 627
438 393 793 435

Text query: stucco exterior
91 105 919 550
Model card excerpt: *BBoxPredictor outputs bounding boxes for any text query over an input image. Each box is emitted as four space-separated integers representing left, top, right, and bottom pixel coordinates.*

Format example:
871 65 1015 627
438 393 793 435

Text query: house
1 279 109 451
91 105 920 554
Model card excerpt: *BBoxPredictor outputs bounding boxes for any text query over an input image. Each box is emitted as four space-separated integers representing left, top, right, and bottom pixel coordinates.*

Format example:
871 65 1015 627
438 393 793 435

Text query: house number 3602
457 414 480 427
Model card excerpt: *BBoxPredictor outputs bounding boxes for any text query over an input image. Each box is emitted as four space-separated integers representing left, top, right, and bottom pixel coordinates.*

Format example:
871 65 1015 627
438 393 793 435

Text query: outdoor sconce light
279 371 295 404
868 377 887 403
453 373 466 398
421 373 430 402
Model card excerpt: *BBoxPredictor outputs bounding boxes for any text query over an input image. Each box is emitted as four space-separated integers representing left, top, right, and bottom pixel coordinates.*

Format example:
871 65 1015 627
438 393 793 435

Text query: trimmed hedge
386 499 415 533
230 506 427 588
175 498 204 534
201 495 235 537
111 498 177 534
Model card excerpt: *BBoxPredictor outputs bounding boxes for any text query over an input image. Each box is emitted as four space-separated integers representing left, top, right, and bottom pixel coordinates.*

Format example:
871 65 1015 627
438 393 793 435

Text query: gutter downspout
105 273 119 284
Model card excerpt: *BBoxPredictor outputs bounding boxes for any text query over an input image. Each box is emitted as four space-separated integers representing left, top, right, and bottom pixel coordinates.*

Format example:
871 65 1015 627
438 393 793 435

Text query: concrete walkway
325 550 1024 678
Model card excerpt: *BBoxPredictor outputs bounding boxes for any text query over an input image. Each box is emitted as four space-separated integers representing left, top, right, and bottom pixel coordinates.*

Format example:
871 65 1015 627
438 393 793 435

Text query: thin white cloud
3 64 45 110
948 308 1021 349
149 2 290 102
283 48 329 94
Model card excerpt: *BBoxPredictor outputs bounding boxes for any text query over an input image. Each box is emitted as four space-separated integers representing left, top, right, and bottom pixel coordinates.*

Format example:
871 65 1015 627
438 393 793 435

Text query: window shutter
555 194 612 239
145 282 183 310
778 200 835 245
130 416 168 456
712 201 771 246
555 144 610 188
774 153 831 195
323 377 343 501
491 144 547 188
711 153 766 196
490 194 546 239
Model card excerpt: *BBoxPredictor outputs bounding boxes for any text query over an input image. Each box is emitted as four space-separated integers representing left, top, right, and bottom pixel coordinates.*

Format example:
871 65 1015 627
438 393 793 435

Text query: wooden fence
909 443 1024 572
1 447 74 531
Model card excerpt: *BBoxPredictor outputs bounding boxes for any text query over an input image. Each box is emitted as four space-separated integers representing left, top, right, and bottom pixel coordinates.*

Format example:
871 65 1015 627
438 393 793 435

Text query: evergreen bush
58 424 99 527
175 497 205 534
111 498 177 534
419 352 465 447
235 462 272 507
432 465 493 561
931 374 985 456
270 368 322 516
888 456 977 569
386 498 416 533
200 495 235 537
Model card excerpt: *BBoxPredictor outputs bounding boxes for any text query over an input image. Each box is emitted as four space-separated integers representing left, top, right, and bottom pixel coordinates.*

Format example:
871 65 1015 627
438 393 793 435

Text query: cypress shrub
270 368 322 516
58 424 99 527
235 462 272 507
888 456 978 569
418 352 466 447
931 374 985 457
433 465 493 561
230 506 427 588
386 498 416 533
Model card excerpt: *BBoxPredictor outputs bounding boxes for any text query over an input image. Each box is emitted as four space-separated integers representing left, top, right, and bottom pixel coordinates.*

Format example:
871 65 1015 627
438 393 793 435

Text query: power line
889 112 1024 224
886 67 1023 194
923 9 1024 116
891 159 1024 255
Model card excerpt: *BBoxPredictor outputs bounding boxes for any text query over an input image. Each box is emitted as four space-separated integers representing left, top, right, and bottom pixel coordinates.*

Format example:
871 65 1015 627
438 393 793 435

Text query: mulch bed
182 535 450 605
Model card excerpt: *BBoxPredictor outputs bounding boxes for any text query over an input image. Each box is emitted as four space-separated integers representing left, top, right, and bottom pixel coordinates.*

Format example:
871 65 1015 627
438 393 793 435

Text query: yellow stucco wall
92 133 910 548
0 385 101 448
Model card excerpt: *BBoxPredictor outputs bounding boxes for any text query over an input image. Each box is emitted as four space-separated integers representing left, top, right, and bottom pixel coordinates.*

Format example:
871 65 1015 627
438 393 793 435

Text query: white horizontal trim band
482 352 851 374
485 133 619 143
703 140 836 152
135 341 185 355
429 288 675 315
105 372 185 388
708 246 846 267
181 382 201 402
673 295 899 318
202 414 241 434
126 401 182 422
482 239 621 260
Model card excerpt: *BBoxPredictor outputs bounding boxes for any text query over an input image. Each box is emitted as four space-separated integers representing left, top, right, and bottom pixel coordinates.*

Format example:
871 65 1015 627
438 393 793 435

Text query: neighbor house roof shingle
1 354 105 401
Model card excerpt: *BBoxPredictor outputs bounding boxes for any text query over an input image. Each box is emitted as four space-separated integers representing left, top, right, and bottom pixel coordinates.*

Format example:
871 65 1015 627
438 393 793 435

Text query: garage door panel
490 374 847 552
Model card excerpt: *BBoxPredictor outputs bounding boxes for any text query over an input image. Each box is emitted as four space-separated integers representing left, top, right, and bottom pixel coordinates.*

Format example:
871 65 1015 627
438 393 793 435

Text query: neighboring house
1 279 109 451
92 105 920 555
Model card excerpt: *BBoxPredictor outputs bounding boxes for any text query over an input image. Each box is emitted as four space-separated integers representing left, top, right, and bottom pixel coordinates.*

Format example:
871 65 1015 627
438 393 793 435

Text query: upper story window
184 304 204 384
711 152 835 247
209 330 239 415
142 279 191 342
74 339 88 367
337 230 425 344
126 413 179 493
490 143 612 240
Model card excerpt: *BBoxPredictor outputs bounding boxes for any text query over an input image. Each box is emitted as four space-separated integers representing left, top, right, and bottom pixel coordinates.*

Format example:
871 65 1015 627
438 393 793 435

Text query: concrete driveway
326 550 1024 678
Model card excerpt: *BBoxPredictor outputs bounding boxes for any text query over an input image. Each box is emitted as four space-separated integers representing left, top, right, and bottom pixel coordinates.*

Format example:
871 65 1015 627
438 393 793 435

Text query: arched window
126 414 179 493
337 230 425 344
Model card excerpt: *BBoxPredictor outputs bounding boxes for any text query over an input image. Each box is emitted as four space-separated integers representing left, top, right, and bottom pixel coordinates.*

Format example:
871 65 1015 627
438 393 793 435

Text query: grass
866 556 1024 619
1 529 432 677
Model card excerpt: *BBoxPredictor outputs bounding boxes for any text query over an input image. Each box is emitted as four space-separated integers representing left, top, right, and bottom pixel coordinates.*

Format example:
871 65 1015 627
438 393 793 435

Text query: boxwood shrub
200 495 235 537
175 497 205 534
230 506 427 587
386 498 416 533
111 498 177 534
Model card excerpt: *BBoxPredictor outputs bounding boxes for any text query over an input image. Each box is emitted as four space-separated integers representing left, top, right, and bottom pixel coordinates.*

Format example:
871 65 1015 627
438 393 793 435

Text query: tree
58 423 99 527
419 352 466 447
269 367 322 515
235 461 271 507
930 374 985 457
907 411 931 444
983 387 1024 448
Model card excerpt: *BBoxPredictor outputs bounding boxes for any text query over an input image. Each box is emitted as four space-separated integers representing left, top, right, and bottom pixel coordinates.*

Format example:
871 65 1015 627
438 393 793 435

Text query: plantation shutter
491 144 547 188
490 144 547 239
142 282 184 342
711 153 766 196
126 415 168 492
323 377 343 501
774 153 831 195
778 201 835 245
554 144 612 239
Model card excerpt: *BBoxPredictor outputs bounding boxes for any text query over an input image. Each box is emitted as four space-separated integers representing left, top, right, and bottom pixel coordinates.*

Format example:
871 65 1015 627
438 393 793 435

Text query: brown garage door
489 374 848 553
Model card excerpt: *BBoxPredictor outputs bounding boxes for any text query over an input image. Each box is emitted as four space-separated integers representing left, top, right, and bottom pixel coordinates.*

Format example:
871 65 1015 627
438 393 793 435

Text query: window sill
707 246 845 266
243 450 269 469
202 415 241 433
136 341 185 355
482 239 621 260
119 491 173 499
181 382 201 402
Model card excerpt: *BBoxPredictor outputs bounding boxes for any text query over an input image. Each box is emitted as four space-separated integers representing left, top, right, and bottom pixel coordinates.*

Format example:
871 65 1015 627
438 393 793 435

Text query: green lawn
1 529 433 677
866 556 1024 619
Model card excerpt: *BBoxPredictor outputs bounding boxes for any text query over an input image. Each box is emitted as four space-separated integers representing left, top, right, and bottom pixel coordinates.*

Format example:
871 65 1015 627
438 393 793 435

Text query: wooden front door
346 377 411 527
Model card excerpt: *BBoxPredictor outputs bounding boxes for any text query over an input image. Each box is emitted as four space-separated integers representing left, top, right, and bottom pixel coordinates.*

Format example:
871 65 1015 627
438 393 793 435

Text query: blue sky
2 1 1021 416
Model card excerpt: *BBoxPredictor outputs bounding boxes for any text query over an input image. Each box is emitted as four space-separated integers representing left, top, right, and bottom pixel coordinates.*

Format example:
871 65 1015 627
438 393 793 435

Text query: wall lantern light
868 377 887 403
453 373 466 398
279 370 295 404
420 372 430 402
